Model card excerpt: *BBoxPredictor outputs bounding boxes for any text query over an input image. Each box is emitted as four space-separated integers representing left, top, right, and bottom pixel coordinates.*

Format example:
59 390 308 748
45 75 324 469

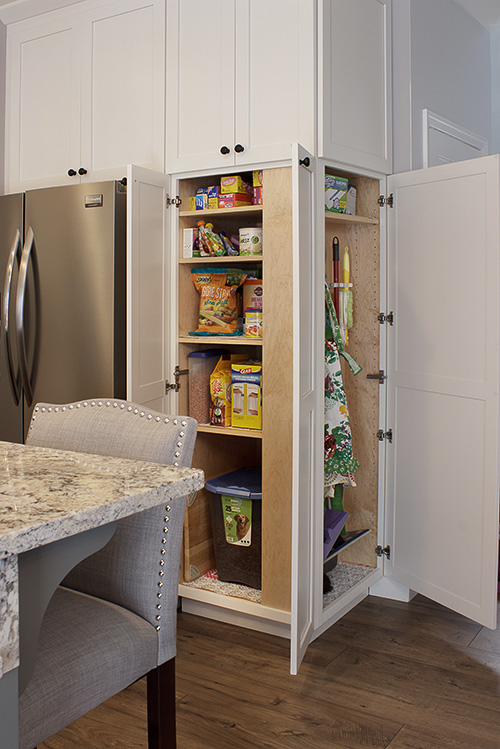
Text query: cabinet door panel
386 156 500 628
320 0 392 174
127 165 170 413
234 0 315 165
166 0 235 173
290 146 322 674
81 0 165 180
6 18 81 191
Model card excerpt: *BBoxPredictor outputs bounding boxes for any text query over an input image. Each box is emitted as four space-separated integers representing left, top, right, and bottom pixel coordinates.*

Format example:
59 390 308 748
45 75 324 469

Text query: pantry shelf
179 256 262 264
179 206 263 218
197 424 263 439
179 336 262 346
325 212 379 225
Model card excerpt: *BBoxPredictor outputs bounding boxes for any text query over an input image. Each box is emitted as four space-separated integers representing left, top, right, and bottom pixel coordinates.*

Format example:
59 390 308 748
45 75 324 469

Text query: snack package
191 268 247 335
220 231 238 256
197 221 212 256
204 223 226 256
210 354 246 426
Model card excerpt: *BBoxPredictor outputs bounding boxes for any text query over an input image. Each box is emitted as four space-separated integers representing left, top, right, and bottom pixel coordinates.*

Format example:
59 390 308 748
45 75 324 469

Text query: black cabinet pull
78 167 88 175
67 168 77 176
234 143 245 153
220 145 230 155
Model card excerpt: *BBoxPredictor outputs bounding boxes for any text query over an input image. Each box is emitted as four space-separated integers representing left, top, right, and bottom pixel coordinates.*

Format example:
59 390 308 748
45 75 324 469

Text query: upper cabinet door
319 0 392 175
233 0 315 166
80 0 165 181
385 155 500 628
6 15 82 192
166 0 235 173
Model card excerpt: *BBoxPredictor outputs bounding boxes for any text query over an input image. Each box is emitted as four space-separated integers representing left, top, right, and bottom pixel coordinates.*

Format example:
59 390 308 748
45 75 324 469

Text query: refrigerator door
0 193 24 443
22 181 126 436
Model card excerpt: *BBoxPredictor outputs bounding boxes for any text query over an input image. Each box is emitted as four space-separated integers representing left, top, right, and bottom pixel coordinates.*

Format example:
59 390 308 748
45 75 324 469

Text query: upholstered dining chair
18 398 198 749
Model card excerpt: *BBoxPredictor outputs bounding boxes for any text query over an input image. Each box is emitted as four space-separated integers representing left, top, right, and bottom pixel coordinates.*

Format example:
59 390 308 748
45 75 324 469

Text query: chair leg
147 658 176 749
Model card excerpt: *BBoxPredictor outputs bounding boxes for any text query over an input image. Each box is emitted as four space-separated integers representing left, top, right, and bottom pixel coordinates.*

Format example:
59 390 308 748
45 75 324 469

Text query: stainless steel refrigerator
1 180 127 443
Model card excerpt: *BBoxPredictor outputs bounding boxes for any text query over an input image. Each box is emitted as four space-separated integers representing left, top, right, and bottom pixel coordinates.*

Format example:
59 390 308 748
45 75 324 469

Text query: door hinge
166 195 182 208
377 428 393 443
378 311 394 325
378 193 394 207
366 369 387 385
375 544 391 559
165 365 188 393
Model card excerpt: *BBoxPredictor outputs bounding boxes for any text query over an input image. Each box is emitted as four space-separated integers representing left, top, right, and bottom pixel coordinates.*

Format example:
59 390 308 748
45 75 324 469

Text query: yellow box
220 175 252 195
190 196 196 211
231 363 262 430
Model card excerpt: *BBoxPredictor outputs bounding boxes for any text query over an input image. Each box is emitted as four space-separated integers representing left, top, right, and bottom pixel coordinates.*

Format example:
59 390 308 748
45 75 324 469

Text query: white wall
491 26 500 155
393 0 492 172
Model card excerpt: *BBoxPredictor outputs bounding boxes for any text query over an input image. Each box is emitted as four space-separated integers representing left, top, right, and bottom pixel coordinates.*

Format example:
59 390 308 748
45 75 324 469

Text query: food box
231 362 262 430
218 193 253 208
183 228 197 258
208 185 220 210
191 193 208 210
220 175 253 195
346 185 357 216
253 186 263 205
252 170 263 187
325 175 348 214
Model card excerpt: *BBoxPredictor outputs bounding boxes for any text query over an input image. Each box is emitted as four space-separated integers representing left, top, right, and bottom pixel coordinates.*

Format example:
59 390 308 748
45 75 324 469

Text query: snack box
220 175 253 195
325 175 348 214
190 193 208 210
183 228 197 258
253 170 263 187
231 363 262 430
253 186 263 205
218 193 253 208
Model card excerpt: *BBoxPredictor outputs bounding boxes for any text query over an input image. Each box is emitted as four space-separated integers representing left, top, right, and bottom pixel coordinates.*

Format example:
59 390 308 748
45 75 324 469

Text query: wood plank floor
40 594 500 748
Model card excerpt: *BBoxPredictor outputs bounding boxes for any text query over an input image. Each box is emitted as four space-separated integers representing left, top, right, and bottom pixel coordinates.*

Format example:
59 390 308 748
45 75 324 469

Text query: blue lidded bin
206 467 262 589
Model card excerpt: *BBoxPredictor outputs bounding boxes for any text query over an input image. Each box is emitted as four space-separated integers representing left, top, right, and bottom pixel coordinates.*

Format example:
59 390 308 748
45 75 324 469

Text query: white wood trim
423 109 488 168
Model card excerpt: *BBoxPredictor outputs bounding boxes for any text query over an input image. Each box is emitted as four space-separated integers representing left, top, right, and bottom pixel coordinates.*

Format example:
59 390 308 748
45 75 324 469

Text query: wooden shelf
179 205 263 218
197 424 262 439
179 336 262 346
325 212 379 225
179 255 262 264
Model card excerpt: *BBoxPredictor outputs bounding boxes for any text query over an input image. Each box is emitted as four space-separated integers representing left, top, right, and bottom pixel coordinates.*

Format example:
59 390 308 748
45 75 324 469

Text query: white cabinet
5 0 165 192
166 0 392 175
319 0 392 174
166 0 316 173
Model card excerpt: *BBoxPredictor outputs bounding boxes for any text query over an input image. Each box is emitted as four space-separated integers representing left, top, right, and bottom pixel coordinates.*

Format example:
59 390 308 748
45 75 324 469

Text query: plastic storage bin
206 467 262 589
187 349 224 424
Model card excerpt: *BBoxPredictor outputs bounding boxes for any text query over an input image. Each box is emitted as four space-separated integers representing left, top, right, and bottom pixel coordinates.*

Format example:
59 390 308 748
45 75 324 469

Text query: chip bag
191 268 247 335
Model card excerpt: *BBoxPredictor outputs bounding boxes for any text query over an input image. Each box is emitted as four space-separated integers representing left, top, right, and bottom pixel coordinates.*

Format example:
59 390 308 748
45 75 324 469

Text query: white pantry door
127 165 171 413
290 145 323 673
385 155 500 628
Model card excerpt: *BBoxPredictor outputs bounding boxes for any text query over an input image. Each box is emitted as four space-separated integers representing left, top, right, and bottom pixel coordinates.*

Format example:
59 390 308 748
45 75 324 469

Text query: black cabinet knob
234 144 245 153
78 167 88 175
67 168 77 177
220 145 230 155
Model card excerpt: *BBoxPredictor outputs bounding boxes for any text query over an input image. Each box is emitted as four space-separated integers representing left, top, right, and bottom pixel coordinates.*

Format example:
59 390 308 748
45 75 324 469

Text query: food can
239 227 262 255
244 309 263 338
243 278 263 310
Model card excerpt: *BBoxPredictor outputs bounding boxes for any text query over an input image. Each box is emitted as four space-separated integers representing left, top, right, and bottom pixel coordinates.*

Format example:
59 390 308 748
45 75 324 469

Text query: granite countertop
0 441 205 559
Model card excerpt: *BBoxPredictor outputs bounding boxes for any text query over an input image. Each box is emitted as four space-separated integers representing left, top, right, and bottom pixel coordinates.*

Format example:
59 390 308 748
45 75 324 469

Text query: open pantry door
127 165 171 412
385 155 500 628
290 145 323 673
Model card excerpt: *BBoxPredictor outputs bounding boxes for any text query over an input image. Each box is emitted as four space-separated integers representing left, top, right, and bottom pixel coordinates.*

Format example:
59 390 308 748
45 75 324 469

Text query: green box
325 175 348 213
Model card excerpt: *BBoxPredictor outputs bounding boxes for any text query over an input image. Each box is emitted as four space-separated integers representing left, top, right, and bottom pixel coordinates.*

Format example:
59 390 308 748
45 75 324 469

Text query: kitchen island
0 440 204 748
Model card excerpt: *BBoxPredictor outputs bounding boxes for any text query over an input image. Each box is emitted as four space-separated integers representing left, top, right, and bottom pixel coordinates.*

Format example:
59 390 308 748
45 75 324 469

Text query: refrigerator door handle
3 228 22 405
16 226 36 407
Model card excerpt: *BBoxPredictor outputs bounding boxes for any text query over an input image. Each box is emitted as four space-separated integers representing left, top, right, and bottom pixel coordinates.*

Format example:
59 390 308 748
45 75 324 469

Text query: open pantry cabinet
127 151 500 674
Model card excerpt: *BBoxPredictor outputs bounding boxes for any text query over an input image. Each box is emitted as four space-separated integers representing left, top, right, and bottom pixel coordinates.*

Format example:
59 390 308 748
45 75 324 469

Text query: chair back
26 398 197 664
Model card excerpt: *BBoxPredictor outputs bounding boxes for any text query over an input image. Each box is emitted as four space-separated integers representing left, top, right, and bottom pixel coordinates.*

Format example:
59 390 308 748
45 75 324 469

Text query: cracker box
231 363 262 430
218 193 253 208
220 175 253 195
325 175 348 214
183 228 197 258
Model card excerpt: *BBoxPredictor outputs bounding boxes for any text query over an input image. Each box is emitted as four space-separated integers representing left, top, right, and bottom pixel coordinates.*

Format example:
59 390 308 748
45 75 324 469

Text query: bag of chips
191 268 247 335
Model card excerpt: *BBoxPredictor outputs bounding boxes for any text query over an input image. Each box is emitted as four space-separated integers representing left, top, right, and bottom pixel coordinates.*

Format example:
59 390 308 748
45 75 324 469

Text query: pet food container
187 350 225 424
206 467 262 589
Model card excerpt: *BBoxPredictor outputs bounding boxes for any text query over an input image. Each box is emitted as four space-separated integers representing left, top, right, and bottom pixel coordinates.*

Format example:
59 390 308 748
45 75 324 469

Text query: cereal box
325 175 348 213
220 175 253 195
231 363 262 430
